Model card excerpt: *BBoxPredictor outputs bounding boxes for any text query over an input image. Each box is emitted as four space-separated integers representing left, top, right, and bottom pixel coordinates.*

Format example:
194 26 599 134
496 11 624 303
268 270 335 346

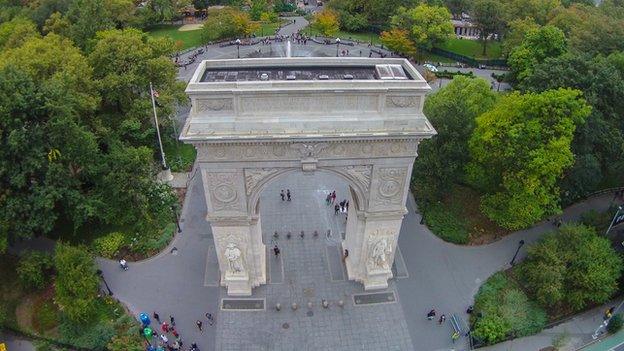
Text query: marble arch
181 57 436 296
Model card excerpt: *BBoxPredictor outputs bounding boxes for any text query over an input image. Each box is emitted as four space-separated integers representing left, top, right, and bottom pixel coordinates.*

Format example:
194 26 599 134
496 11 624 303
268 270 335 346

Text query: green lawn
147 21 283 50
147 24 204 50
436 38 502 59
302 28 382 45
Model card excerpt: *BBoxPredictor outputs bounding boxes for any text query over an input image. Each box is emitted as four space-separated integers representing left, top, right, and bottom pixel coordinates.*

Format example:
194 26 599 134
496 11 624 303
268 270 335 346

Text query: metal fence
428 47 507 68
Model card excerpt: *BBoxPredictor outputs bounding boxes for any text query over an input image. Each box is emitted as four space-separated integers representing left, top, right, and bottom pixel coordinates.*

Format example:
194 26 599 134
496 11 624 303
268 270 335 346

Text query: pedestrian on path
161 321 170 333
153 311 160 323
331 191 336 203
280 190 285 201
287 189 291 201
427 309 436 320
273 245 280 257
326 193 332 205
191 343 199 351
172 328 179 339
169 315 175 326
334 204 339 215
196 320 203 332
438 314 446 324
206 312 215 326
342 249 349 262
160 334 168 343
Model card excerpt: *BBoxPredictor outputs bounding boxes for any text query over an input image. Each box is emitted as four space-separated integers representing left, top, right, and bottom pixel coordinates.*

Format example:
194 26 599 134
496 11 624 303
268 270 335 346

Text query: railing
428 47 508 68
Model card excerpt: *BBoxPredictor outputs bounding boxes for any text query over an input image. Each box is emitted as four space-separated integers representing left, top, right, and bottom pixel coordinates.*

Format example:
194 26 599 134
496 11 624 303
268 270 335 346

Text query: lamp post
96 269 113 296
606 206 623 235
336 38 341 57
510 240 525 266
236 38 241 58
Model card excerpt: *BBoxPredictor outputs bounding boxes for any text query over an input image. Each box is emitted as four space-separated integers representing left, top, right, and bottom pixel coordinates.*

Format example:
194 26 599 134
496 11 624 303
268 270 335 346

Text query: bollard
300 230 304 239
273 231 279 239
327 229 331 237
313 230 318 238
275 303 281 311
307 301 313 309
322 299 329 309
337 300 344 308
291 303 298 311
287 232 292 239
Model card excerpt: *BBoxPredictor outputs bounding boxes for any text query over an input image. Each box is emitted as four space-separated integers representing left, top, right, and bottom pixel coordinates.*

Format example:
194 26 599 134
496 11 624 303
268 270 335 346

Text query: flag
152 89 160 98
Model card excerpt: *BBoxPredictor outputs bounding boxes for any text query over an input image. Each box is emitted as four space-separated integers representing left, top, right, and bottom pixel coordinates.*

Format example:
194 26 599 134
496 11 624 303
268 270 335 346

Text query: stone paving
215 171 414 351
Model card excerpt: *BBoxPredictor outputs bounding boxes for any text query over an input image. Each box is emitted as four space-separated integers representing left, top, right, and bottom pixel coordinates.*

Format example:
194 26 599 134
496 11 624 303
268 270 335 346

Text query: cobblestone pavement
215 171 414 351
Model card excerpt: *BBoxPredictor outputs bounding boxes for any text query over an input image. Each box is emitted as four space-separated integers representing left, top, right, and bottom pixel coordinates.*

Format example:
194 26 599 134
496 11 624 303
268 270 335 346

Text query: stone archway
182 57 435 296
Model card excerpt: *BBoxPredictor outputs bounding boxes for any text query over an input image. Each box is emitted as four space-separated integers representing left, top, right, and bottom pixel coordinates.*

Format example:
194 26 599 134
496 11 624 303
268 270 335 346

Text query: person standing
153 311 160 323
161 321 169 333
196 320 203 332
171 328 179 339
160 334 168 344
280 190 285 201
169 315 175 326
205 312 215 326
331 191 336 203
438 314 446 324
273 245 280 257
326 193 331 205
334 204 339 215
287 189 291 201
427 309 436 320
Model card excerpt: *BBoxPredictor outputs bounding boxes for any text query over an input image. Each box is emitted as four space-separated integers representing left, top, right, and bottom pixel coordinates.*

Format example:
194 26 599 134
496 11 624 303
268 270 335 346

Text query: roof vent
343 74 354 80
375 64 408 80
318 74 329 80
286 74 296 80
260 73 269 80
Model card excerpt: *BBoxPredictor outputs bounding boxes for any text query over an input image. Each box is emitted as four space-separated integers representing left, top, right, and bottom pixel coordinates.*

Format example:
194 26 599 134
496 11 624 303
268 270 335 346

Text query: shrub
608 314 624 334
580 209 614 233
522 224 623 311
422 202 470 244
92 232 126 258
128 223 175 255
33 299 60 333
472 272 547 345
17 251 53 290
59 315 116 351
0 303 6 327
54 244 99 322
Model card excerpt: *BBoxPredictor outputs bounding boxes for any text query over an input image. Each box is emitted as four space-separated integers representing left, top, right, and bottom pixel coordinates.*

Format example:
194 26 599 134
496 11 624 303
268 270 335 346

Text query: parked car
423 63 439 72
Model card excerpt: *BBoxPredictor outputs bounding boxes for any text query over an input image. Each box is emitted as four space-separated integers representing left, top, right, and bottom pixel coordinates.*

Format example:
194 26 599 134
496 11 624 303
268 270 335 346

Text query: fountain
286 39 292 58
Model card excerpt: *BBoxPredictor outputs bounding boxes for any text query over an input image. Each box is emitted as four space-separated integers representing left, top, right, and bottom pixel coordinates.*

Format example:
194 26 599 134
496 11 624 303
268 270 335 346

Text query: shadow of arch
248 167 368 216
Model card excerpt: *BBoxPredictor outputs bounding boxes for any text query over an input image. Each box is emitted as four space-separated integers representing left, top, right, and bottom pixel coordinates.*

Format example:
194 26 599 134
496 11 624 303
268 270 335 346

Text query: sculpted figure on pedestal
224 243 245 275
368 238 392 271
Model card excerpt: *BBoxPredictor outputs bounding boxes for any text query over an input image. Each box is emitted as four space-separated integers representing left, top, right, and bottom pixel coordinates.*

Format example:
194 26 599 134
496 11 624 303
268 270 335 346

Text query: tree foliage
470 0 505 55
391 4 453 49
17 251 54 290
413 76 498 202
312 9 340 37
200 7 259 42
54 244 99 322
522 224 623 310
467 89 590 229
380 28 416 56
508 25 567 84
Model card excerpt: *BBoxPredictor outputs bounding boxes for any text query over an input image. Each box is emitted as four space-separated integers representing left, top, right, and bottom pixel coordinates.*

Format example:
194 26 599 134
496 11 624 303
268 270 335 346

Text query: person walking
161 321 170 333
273 245 280 257
196 320 203 332
153 311 160 323
171 328 179 339
334 204 339 215
286 189 291 201
206 312 215 326
346 201 349 211
280 190 285 201
326 193 331 205
169 315 175 326
438 314 446 324
331 191 336 203
427 309 436 320
160 334 168 344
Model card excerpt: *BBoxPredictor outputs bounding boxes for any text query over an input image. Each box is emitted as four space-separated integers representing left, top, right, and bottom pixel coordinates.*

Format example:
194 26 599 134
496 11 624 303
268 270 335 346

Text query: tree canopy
391 3 453 49
467 88 590 229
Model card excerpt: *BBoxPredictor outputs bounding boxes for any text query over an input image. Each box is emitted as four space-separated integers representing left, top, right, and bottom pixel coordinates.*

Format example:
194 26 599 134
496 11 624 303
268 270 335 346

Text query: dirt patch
15 295 35 331
179 23 203 31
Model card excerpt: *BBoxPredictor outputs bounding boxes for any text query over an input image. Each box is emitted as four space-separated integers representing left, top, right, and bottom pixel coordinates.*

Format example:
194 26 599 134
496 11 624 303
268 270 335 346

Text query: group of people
280 189 292 201
325 191 349 215
139 311 216 351
174 48 205 69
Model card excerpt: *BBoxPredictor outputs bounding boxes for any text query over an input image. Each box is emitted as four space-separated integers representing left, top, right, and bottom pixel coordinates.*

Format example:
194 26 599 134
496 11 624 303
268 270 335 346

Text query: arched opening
251 169 362 286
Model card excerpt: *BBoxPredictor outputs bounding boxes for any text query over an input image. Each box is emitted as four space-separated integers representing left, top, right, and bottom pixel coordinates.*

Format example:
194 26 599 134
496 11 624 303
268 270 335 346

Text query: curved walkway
94 171 617 351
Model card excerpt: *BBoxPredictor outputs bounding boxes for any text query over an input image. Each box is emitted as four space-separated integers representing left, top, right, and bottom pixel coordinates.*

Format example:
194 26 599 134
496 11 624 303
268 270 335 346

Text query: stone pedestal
223 272 252 296
363 268 393 290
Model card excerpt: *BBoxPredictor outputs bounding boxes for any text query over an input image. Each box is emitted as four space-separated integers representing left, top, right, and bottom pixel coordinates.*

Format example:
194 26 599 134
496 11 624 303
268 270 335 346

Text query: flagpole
150 82 168 170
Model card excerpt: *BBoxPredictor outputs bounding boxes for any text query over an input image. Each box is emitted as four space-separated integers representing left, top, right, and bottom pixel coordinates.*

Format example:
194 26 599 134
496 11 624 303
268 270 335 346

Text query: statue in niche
224 243 245 274
368 238 392 271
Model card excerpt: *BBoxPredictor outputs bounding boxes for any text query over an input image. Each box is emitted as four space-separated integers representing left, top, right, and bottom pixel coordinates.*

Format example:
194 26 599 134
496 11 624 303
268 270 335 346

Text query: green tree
391 4 453 49
17 251 54 290
412 76 498 202
444 0 470 19
471 0 505 55
200 7 258 41
502 0 561 25
467 89 591 229
502 18 539 57
312 9 340 37
522 224 623 310
508 25 566 84
0 17 40 49
520 52 624 202
54 244 99 322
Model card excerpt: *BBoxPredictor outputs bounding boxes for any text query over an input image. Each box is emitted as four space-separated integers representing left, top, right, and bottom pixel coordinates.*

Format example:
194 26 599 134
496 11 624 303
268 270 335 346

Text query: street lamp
96 269 113 296
336 38 341 57
236 38 241 58
510 240 525 266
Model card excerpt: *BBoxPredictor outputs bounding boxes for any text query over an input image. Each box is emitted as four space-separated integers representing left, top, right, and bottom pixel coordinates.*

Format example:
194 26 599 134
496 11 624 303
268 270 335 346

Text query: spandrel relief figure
368 237 392 271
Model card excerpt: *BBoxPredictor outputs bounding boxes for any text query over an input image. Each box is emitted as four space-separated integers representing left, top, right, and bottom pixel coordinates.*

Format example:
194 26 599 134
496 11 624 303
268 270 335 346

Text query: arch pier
181 57 435 296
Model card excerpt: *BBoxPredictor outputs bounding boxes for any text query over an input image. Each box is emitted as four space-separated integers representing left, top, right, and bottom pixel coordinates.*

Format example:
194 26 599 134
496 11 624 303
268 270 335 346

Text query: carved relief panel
370 167 409 210
203 170 246 214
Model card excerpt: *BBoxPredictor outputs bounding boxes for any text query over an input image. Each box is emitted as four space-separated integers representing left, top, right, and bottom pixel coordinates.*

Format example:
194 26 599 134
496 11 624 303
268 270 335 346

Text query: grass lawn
420 184 509 245
253 21 282 37
436 38 502 59
164 138 196 173
147 24 204 50
302 28 382 45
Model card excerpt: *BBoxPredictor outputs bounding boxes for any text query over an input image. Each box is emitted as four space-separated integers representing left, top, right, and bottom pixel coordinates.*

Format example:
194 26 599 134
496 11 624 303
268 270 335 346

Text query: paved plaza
215 172 413 350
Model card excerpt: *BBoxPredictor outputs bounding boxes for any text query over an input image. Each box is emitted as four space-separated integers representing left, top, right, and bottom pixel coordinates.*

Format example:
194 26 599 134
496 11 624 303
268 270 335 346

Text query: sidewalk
582 328 624 351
